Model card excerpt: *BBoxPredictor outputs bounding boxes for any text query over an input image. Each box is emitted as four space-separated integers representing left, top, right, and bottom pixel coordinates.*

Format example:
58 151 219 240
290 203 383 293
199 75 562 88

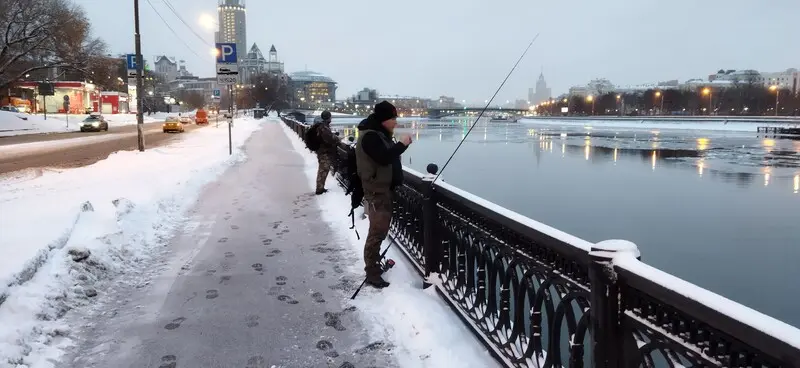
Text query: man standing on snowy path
314 111 340 195
355 101 412 288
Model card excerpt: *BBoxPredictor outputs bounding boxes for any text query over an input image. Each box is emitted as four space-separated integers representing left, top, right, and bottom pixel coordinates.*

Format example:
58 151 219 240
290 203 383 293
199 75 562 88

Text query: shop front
15 81 100 114
100 92 130 114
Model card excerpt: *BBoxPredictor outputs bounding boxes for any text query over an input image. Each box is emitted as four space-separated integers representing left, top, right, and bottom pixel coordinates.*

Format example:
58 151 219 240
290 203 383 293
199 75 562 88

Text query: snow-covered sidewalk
0 117 265 367
278 121 499 367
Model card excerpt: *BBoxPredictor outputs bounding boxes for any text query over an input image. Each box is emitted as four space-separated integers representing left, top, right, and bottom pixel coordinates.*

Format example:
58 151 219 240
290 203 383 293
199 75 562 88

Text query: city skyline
75 0 800 103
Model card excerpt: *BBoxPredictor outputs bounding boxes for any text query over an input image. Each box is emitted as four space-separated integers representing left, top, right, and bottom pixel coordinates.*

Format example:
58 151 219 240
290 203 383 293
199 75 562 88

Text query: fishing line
431 33 540 185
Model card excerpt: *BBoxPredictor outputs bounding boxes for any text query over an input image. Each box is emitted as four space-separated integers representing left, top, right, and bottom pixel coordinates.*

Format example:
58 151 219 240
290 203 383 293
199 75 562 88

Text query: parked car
179 116 193 124
0 105 20 112
80 114 109 132
163 116 185 133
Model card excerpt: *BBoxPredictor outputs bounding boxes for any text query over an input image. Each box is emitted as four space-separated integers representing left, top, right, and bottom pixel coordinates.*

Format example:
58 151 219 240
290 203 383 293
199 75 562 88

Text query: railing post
589 239 640 368
421 163 441 288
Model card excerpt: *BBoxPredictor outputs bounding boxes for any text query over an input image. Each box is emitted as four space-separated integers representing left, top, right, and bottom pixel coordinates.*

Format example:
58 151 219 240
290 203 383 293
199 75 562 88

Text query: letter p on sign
215 43 237 63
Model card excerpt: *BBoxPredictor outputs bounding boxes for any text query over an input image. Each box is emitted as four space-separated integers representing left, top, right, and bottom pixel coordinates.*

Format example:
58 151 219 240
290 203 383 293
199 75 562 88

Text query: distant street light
654 90 663 114
702 88 712 114
769 85 779 116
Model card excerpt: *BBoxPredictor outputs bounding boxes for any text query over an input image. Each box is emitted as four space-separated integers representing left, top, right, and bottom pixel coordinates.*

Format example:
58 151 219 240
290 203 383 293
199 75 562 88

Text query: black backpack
304 123 322 152
344 144 364 239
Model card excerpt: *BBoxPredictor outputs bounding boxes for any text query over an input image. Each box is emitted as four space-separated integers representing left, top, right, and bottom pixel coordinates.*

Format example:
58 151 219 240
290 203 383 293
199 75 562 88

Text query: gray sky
77 0 800 104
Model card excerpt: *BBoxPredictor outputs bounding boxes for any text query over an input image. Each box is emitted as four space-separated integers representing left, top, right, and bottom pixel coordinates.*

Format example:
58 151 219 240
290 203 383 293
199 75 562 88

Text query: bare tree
0 0 107 89
177 90 205 110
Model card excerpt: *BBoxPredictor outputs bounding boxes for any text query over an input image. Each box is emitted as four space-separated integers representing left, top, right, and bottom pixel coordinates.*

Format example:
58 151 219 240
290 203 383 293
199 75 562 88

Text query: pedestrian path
58 122 397 368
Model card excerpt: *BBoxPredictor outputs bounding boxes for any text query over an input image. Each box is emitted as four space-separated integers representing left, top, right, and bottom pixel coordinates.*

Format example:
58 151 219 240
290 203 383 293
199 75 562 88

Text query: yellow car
163 116 185 133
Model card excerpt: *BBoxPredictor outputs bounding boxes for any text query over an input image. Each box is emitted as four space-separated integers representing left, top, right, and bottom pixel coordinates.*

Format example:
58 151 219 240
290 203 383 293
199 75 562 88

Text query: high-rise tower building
217 0 246 63
533 68 552 104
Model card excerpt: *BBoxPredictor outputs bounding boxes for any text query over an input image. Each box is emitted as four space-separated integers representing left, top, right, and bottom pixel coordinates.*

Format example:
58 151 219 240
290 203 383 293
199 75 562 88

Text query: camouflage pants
316 153 333 191
363 191 392 278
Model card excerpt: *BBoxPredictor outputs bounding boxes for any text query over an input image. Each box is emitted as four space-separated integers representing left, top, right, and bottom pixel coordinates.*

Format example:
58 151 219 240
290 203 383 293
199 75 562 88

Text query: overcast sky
76 0 800 104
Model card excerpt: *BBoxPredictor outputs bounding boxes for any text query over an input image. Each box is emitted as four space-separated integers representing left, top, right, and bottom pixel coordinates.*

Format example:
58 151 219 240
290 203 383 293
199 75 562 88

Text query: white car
179 116 193 124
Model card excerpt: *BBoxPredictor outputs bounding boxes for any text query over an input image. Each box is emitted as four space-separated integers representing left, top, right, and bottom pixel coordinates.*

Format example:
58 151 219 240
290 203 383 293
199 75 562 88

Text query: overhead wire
144 0 203 58
161 0 214 47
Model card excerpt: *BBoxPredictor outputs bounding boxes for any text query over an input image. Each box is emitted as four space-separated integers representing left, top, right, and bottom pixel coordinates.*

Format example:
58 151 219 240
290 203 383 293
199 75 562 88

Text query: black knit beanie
373 101 397 123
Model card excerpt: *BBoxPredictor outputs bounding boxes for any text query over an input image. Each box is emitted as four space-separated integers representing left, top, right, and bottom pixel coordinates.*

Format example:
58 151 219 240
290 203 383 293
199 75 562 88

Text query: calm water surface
336 118 800 327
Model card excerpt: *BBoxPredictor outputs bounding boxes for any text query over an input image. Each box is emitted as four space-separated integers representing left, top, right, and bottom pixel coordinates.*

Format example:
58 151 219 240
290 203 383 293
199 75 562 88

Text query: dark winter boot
315 188 328 195
365 275 390 289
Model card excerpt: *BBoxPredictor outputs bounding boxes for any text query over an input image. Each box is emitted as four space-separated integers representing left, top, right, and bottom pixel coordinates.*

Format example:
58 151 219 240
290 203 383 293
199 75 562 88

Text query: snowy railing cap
590 239 640 260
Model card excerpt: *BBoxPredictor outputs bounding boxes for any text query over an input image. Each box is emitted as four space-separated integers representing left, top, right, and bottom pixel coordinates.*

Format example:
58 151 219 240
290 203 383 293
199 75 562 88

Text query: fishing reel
381 259 395 272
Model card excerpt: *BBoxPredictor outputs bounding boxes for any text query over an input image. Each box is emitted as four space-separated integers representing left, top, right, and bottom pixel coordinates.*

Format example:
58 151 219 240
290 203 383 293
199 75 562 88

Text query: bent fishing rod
431 33 540 186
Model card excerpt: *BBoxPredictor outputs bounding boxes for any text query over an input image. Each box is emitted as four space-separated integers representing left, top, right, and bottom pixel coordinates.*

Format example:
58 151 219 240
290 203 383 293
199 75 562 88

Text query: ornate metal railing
281 117 800 368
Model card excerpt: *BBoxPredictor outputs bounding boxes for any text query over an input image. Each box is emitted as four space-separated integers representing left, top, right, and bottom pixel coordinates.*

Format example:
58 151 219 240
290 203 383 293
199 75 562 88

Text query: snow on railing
280 116 800 368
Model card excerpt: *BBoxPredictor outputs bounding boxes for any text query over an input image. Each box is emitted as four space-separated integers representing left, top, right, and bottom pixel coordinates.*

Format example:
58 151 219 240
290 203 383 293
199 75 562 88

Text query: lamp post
769 85 779 116
702 88 712 115
654 91 663 115
586 95 595 115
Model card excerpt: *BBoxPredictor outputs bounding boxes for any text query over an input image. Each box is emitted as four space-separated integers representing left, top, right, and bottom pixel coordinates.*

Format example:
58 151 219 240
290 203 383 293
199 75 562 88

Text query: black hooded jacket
357 115 408 189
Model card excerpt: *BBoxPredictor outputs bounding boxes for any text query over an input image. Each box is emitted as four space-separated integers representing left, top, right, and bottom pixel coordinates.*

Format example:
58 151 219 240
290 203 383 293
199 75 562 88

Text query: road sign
215 43 238 86
126 54 137 70
216 64 238 75
217 75 237 85
38 82 54 96
126 54 138 78
63 95 70 102
215 43 237 64
212 89 221 97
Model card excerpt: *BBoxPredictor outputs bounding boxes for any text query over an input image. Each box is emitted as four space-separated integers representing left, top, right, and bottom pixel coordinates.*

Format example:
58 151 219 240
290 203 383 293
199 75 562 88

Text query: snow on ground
0 116 266 367
0 112 175 137
518 117 796 133
0 135 142 160
277 121 499 368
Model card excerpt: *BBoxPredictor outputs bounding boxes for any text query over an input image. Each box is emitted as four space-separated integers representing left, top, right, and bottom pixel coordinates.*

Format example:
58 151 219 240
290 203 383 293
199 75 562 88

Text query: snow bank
0 135 135 160
519 118 776 133
278 121 499 368
0 112 172 137
0 118 264 367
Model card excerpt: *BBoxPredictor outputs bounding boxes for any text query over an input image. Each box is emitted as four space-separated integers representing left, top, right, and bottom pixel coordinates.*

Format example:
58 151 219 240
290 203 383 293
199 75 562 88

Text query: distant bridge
427 107 528 119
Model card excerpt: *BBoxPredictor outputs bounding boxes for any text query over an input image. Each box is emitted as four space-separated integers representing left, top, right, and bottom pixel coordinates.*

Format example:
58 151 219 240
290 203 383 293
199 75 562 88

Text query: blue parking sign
212 89 221 97
215 43 237 63
126 54 137 70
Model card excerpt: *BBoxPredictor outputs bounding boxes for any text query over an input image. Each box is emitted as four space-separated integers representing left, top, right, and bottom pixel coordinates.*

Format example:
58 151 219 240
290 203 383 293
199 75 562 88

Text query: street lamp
654 91 663 114
586 95 595 115
769 85 779 116
702 88 712 115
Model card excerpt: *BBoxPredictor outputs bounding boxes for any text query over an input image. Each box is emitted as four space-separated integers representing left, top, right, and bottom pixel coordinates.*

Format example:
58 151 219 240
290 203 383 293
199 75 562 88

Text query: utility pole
133 0 145 151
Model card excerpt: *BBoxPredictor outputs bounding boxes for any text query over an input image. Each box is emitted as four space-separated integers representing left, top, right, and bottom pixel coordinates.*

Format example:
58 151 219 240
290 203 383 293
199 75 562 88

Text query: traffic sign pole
215 43 238 156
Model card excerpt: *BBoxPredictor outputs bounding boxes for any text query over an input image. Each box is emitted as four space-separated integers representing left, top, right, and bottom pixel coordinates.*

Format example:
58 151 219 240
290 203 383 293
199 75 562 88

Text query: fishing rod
431 33 540 185
350 35 540 300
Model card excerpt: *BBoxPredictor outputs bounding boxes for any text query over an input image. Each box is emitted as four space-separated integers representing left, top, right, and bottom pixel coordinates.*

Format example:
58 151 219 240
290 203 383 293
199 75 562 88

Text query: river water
335 117 800 328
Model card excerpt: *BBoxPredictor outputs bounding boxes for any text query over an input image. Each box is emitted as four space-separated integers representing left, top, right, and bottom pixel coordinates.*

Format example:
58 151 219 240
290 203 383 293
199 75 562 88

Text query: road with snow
0 123 204 174
0 121 163 146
